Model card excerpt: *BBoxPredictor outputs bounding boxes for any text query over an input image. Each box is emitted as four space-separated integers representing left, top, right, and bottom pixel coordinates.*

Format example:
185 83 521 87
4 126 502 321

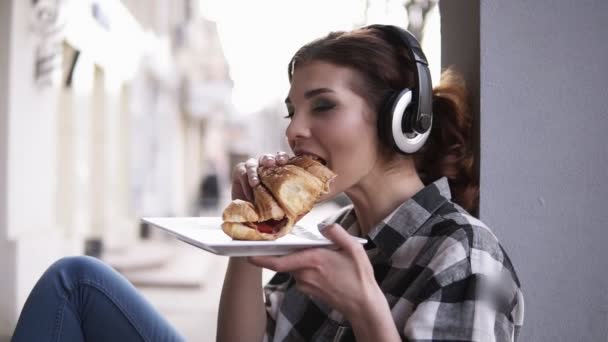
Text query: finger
231 163 250 200
292 269 318 288
246 167 260 187
292 270 324 300
249 249 322 272
276 151 289 165
235 163 253 201
259 154 276 168
248 175 259 187
248 256 281 270
244 157 258 168
244 158 260 187
318 223 361 254
294 280 315 297
233 162 247 179
239 176 254 201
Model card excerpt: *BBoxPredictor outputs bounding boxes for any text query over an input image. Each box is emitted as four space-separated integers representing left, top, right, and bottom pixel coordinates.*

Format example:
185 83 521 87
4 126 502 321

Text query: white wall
479 1 608 340
0 0 74 336
0 0 16 335
0 0 11 233
5 0 61 240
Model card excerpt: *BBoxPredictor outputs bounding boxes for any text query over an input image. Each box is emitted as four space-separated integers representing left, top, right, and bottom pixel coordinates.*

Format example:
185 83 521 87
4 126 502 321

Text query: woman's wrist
348 285 401 342
225 257 263 283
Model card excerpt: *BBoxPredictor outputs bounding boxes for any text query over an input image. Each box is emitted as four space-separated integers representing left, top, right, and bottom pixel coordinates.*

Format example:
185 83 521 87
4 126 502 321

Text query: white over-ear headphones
368 24 433 154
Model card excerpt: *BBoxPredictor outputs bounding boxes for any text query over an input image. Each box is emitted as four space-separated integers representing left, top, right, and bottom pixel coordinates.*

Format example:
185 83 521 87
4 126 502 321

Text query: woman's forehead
287 61 361 100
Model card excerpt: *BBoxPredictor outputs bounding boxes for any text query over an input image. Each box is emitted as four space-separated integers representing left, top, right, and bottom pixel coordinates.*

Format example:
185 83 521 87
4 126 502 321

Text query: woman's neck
345 159 424 236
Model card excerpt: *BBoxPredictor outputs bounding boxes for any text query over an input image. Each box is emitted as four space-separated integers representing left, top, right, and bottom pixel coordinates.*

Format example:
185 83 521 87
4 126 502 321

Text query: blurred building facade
0 0 237 336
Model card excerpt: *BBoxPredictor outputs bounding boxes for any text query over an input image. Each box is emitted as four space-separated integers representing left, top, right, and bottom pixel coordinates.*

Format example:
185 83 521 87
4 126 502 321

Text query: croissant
221 156 336 240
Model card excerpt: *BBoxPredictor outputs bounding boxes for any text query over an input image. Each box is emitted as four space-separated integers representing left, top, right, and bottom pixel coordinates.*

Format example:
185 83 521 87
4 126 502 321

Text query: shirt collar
364 177 451 253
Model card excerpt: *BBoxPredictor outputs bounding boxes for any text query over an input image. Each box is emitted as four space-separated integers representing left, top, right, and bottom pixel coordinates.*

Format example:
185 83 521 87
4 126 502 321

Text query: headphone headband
366 24 433 153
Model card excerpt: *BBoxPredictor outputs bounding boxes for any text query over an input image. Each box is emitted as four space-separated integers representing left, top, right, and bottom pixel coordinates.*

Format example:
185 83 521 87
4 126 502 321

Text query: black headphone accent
367 24 433 154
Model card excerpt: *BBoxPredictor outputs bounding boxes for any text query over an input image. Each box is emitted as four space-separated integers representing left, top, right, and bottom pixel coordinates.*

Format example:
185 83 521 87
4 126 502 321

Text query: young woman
217 25 524 342
11 25 523 342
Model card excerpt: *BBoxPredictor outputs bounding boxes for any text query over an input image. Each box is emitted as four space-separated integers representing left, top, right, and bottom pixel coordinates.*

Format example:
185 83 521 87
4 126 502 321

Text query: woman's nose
285 113 312 142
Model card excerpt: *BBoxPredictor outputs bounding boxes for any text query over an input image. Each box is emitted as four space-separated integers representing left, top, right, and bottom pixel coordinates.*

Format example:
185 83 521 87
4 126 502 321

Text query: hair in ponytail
288 28 479 213
414 68 479 213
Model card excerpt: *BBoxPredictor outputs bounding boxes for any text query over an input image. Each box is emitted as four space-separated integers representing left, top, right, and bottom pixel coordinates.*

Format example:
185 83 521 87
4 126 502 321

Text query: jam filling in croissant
244 217 289 235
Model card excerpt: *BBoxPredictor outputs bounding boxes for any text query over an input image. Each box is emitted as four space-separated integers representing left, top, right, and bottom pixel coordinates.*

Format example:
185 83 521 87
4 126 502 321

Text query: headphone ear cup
392 89 431 154
378 89 415 151
379 89 430 154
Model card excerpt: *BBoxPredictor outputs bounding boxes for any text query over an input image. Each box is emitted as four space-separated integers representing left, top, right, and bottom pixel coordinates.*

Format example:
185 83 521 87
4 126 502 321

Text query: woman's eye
313 103 335 112
283 105 294 119
283 102 334 119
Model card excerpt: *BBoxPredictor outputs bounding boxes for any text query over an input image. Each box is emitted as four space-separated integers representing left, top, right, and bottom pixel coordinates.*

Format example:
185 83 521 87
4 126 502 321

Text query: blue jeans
11 256 186 341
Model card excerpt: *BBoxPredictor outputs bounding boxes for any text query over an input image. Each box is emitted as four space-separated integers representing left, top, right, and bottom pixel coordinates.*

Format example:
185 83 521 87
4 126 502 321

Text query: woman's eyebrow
304 88 334 98
285 88 335 104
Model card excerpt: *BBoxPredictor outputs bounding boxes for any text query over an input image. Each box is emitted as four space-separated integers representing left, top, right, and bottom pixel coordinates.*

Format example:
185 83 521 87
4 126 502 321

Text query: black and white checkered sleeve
401 222 524 341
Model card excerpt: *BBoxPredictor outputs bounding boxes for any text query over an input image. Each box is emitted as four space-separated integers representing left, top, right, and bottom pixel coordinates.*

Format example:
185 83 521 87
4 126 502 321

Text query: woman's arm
218 154 288 342
216 257 266 342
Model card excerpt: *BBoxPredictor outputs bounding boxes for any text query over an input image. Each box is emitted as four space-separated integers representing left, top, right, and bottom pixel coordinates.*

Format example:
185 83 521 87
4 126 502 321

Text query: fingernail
317 222 329 232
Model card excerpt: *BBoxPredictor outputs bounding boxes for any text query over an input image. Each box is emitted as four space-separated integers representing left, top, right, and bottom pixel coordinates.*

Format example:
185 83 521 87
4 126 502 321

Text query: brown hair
288 27 479 213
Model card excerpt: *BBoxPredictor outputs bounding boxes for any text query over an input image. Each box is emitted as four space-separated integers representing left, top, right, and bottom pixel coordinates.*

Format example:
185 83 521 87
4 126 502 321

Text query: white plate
142 217 367 256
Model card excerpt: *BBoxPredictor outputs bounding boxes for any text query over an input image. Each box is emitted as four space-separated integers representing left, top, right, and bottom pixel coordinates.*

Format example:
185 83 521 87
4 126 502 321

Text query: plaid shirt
263 177 524 342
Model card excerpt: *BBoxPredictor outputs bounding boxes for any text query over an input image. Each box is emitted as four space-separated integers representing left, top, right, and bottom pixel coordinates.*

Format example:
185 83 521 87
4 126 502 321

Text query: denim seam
57 295 87 341
74 279 150 342
53 299 66 342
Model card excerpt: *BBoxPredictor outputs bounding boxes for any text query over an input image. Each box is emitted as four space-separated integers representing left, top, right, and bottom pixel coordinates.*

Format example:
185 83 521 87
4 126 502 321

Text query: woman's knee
45 255 109 283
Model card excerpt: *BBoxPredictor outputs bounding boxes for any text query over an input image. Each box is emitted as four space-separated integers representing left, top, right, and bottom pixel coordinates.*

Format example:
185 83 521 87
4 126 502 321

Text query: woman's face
285 61 382 199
